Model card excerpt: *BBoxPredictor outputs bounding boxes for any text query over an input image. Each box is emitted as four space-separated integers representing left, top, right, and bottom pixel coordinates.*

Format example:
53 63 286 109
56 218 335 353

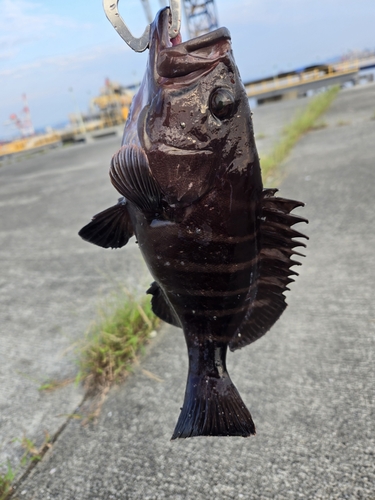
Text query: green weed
0 433 51 499
76 291 159 393
309 120 327 130
0 461 15 500
261 86 340 177
337 120 350 126
13 433 51 467
256 132 266 139
38 378 74 392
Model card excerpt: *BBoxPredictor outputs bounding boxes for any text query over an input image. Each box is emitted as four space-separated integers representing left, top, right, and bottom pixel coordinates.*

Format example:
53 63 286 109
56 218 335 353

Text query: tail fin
171 369 255 439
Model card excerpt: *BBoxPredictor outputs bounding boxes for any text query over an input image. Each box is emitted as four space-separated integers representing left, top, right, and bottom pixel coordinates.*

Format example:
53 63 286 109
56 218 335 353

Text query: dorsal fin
78 198 134 249
110 145 162 213
229 189 308 351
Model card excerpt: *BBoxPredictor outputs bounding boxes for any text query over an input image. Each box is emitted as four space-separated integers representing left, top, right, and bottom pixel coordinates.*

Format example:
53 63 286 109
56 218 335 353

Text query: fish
79 8 308 439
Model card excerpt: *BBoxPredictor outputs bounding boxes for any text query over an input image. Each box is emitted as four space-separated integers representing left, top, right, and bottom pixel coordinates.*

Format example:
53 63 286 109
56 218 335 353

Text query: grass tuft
76 290 159 393
260 86 340 178
17 435 48 466
0 433 51 500
0 462 15 500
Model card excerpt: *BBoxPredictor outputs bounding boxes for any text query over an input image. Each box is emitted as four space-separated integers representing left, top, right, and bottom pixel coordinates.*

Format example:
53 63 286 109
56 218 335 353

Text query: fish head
123 8 258 207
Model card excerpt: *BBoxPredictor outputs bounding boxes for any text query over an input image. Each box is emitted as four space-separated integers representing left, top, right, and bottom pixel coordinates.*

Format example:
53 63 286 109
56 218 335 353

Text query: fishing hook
103 0 181 53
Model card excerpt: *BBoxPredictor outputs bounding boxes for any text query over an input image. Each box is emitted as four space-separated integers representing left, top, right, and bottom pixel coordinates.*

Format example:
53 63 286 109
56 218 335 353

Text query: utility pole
69 88 87 134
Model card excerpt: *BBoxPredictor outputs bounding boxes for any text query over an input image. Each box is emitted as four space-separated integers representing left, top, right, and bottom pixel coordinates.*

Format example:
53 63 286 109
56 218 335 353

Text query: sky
0 0 374 140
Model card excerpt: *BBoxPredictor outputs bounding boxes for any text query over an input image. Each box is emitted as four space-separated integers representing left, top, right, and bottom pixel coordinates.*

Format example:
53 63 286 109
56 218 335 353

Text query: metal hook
103 0 181 53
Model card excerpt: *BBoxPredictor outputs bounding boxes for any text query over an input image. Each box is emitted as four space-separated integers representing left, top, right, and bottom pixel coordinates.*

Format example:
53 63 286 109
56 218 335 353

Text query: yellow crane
90 79 134 127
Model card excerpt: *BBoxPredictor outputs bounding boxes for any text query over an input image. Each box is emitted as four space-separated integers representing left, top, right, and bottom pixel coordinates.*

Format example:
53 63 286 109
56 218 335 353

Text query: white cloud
217 0 294 26
0 43 129 80
217 0 345 27
0 0 91 60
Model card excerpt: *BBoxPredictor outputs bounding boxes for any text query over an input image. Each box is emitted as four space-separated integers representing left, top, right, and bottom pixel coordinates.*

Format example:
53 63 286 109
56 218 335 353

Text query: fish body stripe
165 285 254 298
162 236 260 266
149 215 259 240
147 260 258 293
173 301 251 318
172 228 259 245
169 289 250 313
154 254 259 273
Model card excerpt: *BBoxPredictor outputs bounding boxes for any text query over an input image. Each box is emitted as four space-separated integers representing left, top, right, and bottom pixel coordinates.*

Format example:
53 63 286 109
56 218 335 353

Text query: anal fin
229 188 308 351
147 282 181 328
78 197 133 249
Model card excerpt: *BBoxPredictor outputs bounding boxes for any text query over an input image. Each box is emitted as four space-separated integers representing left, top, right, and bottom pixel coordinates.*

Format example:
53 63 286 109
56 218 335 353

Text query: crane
7 94 35 137
182 0 218 38
140 0 218 38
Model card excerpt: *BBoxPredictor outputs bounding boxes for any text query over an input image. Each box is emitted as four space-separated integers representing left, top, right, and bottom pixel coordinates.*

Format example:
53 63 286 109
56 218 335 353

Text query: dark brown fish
79 8 307 439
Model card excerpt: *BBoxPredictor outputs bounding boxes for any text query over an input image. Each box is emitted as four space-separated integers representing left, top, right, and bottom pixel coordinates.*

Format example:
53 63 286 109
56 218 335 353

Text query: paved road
3 83 375 499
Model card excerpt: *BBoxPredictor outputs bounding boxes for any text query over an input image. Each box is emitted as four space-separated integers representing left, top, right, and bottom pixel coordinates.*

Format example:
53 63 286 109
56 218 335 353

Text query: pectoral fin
78 197 134 249
229 188 308 351
110 145 162 213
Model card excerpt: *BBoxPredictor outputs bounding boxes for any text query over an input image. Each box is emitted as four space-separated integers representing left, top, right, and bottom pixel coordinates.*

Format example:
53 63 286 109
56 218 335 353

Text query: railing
0 133 61 157
245 60 360 98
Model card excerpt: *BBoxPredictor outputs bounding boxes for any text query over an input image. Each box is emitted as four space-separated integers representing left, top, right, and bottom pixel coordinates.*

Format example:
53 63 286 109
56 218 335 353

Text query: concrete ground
0 138 151 470
1 82 374 499
252 94 313 159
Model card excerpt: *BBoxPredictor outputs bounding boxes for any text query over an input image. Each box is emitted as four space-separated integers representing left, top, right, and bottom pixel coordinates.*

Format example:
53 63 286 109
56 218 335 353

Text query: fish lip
165 27 231 56
152 9 231 79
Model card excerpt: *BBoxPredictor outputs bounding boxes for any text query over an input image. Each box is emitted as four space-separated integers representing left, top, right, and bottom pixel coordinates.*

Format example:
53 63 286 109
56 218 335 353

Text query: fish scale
79 7 307 439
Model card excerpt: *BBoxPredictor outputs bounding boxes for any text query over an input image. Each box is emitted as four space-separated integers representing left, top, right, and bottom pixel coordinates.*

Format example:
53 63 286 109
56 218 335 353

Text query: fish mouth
158 144 212 155
153 8 231 80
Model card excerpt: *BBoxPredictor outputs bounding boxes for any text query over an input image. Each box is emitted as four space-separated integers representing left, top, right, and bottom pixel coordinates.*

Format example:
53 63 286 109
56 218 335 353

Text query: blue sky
1 0 374 140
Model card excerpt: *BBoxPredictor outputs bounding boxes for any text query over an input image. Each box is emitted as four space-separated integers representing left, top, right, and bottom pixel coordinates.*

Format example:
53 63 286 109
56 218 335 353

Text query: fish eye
209 88 235 120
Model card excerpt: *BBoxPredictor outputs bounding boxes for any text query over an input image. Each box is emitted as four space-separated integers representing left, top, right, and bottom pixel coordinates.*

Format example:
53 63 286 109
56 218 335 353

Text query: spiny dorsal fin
78 198 134 249
110 145 162 213
147 281 181 328
229 189 308 351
